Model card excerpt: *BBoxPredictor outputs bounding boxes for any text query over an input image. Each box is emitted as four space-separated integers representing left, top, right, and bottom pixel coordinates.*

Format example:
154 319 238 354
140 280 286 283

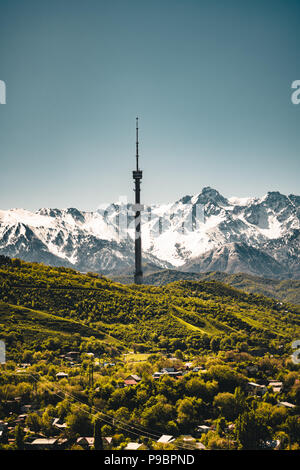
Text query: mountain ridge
1 187 299 279
112 268 300 305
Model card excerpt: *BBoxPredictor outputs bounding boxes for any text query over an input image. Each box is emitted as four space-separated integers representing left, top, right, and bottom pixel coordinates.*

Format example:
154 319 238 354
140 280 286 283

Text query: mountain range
0 187 299 279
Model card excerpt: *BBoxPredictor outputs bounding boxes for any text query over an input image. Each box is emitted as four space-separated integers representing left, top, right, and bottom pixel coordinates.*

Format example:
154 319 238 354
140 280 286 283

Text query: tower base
134 271 143 285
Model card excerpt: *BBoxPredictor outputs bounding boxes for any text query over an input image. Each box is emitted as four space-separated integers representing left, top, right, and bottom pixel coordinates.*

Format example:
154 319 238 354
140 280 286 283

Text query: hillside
0 257 299 358
0 301 111 343
113 269 300 305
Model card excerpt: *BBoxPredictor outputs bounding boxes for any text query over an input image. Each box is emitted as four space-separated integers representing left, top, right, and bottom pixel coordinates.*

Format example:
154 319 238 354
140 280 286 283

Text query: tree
176 397 203 430
66 405 92 436
213 393 236 420
206 436 229 450
25 413 41 433
174 350 184 360
41 407 55 436
233 386 247 415
56 399 70 420
22 349 33 363
210 337 220 353
141 402 175 431
15 424 24 450
207 365 247 393
235 410 270 450
101 424 113 436
284 416 300 449
114 407 131 424
185 377 214 401
216 417 226 436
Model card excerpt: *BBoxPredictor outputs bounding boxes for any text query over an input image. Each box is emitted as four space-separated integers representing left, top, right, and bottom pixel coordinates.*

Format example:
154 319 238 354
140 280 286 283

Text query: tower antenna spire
136 116 139 171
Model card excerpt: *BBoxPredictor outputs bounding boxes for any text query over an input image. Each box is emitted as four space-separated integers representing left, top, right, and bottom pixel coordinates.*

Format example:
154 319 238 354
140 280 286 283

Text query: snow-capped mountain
0 187 299 278
0 207 170 275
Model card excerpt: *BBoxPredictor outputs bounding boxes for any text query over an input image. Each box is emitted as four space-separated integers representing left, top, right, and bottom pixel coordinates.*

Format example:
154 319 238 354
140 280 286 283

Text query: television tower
133 117 143 284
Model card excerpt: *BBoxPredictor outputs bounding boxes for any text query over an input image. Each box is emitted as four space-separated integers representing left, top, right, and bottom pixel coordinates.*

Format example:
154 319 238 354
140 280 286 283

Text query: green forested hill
114 269 300 305
0 256 299 356
0 301 111 342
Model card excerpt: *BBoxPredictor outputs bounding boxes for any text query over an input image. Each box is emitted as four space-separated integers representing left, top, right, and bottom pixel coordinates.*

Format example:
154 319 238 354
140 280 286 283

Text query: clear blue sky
0 0 299 210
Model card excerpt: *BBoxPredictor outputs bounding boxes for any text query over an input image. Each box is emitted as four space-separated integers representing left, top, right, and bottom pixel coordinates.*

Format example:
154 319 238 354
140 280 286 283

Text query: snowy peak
195 186 229 206
177 187 228 207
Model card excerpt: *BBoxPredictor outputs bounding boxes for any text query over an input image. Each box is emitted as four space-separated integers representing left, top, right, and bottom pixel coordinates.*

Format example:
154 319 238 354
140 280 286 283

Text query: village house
123 379 139 387
195 425 211 436
124 442 143 450
247 382 268 397
195 442 206 450
65 351 80 360
21 404 32 414
152 372 163 379
277 401 296 409
161 367 176 373
181 434 198 445
125 374 141 382
15 414 28 424
161 367 184 377
152 366 186 380
76 437 95 449
85 352 95 358
52 417 67 429
268 381 283 393
184 362 193 370
102 436 113 447
164 371 183 378
157 435 175 444
124 442 146 450
56 372 69 380
29 438 58 450
56 438 71 449
179 435 206 449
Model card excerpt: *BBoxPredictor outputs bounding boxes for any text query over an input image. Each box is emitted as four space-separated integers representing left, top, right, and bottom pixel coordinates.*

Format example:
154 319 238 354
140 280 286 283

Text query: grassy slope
114 269 300 305
0 260 299 351
0 301 119 344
